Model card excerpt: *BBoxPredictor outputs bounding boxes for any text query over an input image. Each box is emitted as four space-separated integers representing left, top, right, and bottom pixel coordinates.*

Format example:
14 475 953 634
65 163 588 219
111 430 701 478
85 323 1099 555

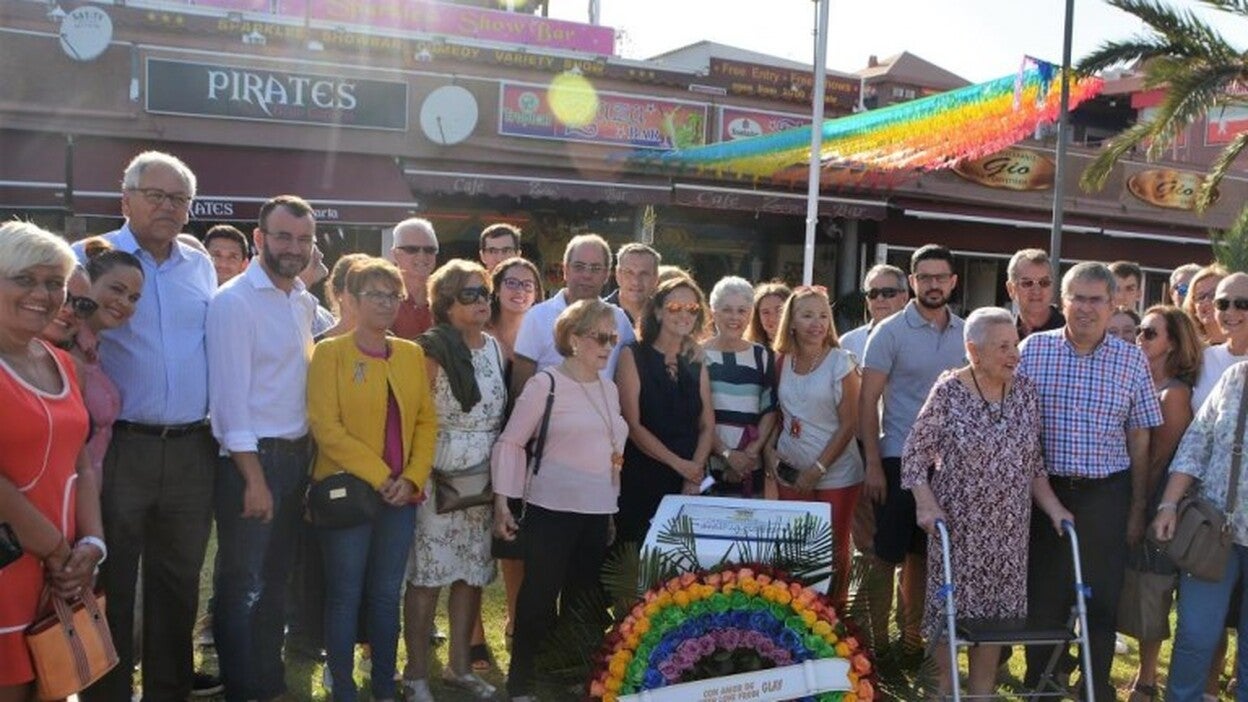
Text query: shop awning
0 130 69 210
404 167 671 206
72 138 417 225
671 184 888 221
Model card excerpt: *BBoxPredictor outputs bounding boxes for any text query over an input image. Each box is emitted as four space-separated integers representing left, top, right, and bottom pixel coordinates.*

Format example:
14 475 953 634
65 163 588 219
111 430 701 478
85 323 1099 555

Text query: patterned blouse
1171 361 1248 546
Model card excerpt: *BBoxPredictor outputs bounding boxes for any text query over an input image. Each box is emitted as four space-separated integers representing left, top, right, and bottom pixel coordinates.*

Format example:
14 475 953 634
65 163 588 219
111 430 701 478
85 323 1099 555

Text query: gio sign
145 57 408 131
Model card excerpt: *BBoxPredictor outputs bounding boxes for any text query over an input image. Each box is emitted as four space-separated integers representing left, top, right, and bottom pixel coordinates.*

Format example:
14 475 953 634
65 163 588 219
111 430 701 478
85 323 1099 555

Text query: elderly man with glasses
1007 248 1065 340
389 217 440 340
840 263 910 362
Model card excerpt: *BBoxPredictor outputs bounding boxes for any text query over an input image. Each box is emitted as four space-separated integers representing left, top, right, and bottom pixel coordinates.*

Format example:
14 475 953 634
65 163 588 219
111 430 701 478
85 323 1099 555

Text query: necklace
573 373 625 485
969 367 1006 423
791 346 829 375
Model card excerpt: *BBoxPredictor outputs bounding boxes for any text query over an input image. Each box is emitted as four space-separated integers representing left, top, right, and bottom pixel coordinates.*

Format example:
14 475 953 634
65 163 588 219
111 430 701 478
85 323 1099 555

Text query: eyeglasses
1136 327 1159 341
1064 294 1110 308
664 301 701 314
394 245 438 256
568 262 607 275
127 188 192 209
1214 297 1248 312
582 331 620 347
501 277 536 293
865 287 901 300
1174 283 1190 298
456 285 491 305
482 246 517 257
357 290 404 306
1014 278 1053 289
914 273 953 285
65 293 99 319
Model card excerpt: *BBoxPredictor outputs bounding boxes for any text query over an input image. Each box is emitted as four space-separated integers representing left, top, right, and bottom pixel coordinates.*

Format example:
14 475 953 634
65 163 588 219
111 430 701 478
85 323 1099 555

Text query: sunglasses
664 301 701 314
456 285 491 305
582 331 620 347
65 293 99 319
865 287 901 300
1174 283 1190 297
1136 327 1159 341
395 245 438 256
1014 278 1053 289
1215 297 1248 312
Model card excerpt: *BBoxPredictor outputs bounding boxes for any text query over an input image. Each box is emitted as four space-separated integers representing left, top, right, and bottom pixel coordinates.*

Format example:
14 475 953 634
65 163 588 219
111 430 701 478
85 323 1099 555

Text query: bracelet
1156 501 1178 513
814 460 828 476
76 536 107 564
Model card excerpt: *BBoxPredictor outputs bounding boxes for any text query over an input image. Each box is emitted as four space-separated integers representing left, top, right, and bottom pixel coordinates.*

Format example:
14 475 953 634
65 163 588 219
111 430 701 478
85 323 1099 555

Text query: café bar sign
145 57 408 131
952 147 1055 191
498 82 707 150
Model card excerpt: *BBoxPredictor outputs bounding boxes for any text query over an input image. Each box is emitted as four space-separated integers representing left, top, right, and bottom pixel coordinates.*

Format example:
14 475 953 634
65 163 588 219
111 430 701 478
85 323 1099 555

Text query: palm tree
1078 0 1248 212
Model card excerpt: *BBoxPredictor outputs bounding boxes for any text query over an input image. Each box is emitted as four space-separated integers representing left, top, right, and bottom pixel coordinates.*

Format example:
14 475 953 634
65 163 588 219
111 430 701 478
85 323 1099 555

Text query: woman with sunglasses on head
403 259 505 701
1122 306 1201 702
479 256 543 669
762 286 863 604
493 299 628 702
308 258 437 702
0 222 104 700
1184 264 1229 346
746 281 792 349
615 277 716 545
701 276 777 498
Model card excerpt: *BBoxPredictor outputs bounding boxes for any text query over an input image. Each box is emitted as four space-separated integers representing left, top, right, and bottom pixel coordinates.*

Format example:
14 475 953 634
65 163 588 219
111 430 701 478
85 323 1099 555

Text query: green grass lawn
189 531 1235 701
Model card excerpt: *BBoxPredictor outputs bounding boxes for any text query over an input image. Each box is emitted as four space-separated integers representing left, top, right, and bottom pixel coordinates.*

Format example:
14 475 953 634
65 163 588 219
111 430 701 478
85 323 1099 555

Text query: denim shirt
1171 361 1248 546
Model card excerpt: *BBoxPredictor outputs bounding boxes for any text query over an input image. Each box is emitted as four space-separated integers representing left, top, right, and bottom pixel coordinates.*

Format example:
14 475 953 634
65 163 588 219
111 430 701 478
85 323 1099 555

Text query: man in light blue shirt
79 151 219 702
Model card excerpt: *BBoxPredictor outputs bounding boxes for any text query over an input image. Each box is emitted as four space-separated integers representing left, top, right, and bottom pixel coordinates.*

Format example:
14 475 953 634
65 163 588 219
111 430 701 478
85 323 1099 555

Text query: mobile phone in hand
775 461 801 486
0 523 21 569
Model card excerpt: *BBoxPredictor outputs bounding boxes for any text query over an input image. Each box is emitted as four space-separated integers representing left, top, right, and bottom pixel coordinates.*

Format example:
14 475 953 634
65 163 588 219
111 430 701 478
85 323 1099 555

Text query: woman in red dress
0 221 103 700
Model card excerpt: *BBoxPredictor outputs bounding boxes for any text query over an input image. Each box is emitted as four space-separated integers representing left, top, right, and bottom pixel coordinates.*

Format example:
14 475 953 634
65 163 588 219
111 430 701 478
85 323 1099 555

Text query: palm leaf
1201 129 1248 209
1210 205 1248 272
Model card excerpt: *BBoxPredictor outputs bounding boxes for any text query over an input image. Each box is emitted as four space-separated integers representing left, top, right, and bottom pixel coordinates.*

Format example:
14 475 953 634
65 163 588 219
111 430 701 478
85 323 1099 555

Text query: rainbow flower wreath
589 564 875 701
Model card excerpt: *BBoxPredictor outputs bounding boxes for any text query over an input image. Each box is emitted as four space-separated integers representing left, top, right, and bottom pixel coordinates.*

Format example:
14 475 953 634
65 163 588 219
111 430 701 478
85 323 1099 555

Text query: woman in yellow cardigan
308 257 438 702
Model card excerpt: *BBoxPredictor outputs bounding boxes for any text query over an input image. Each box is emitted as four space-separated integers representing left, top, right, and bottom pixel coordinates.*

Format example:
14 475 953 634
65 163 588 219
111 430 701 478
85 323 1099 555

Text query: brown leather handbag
25 588 118 700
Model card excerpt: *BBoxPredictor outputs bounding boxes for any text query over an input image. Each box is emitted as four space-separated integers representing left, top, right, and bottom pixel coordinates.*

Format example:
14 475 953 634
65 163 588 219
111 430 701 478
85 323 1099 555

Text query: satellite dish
419 86 479 146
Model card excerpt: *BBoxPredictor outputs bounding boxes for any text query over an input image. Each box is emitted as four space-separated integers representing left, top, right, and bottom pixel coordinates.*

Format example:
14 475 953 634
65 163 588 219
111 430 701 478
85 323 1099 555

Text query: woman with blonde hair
318 253 371 340
1183 264 1229 346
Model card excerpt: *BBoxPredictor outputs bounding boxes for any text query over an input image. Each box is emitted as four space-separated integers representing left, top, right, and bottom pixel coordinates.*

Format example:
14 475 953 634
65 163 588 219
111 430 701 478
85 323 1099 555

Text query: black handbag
492 370 556 557
307 471 381 529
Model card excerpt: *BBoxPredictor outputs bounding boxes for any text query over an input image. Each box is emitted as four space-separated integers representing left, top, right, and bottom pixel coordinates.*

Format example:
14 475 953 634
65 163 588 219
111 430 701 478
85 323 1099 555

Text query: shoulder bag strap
519 370 556 522
1226 373 1248 515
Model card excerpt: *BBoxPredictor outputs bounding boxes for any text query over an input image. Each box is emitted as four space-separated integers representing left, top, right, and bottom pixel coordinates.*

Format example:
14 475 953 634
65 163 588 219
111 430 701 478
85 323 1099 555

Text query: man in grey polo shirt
858 244 966 652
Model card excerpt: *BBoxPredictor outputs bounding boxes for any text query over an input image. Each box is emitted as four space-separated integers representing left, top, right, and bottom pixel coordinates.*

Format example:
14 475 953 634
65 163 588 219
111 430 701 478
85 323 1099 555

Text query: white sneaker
401 678 435 702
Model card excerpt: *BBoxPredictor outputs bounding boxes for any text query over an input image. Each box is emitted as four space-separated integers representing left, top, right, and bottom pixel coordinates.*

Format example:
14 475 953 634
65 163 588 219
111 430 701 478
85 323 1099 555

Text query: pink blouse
79 330 120 481
491 366 628 515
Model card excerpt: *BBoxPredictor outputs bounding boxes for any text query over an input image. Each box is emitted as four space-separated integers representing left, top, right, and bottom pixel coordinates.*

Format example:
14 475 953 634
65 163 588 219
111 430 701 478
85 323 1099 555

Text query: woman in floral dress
901 307 1072 697
402 259 504 701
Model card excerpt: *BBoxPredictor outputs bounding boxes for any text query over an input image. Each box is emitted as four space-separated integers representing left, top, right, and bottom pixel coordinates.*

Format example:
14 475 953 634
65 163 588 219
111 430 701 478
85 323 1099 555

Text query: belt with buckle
1049 470 1129 490
114 419 210 439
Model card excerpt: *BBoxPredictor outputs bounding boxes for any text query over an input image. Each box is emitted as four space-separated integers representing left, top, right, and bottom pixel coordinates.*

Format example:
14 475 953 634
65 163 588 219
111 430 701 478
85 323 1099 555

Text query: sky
544 0 1248 82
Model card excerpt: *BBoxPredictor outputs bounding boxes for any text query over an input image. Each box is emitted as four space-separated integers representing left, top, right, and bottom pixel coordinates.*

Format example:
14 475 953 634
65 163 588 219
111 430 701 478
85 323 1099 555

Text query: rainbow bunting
629 59 1102 182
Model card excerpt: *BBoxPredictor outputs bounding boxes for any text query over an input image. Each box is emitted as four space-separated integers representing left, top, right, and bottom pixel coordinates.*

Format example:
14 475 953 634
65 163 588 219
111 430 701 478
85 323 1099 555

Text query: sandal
469 642 493 672
1129 683 1159 702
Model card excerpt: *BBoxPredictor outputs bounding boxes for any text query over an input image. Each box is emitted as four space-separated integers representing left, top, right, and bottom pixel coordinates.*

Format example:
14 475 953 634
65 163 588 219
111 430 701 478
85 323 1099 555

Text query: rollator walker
928 519 1094 701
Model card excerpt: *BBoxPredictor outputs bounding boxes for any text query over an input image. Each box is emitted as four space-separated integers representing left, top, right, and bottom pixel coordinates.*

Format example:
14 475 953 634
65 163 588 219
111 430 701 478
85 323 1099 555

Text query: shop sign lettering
952 147 1055 191
498 82 707 150
1127 168 1217 210
145 57 407 131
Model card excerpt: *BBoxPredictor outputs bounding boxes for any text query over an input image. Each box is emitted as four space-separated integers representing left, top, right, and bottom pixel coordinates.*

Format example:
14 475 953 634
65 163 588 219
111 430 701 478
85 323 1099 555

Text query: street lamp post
1049 0 1075 283
802 0 830 286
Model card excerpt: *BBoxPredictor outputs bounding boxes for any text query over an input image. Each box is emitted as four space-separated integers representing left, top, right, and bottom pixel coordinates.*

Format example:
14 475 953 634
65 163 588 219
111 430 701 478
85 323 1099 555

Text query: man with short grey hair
840 264 909 361
79 151 219 702
510 234 635 397
389 217 438 339
1007 248 1064 340
607 243 661 324
1169 262 1202 307
1018 261 1161 700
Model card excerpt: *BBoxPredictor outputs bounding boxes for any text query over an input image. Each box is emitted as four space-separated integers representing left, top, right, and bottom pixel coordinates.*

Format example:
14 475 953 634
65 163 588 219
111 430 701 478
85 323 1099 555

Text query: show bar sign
145 58 408 131
718 107 811 141
498 82 707 150
707 58 860 112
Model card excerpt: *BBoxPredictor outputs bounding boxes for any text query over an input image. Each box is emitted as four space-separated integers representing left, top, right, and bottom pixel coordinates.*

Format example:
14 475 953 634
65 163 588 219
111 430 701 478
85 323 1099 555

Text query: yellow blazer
308 332 438 491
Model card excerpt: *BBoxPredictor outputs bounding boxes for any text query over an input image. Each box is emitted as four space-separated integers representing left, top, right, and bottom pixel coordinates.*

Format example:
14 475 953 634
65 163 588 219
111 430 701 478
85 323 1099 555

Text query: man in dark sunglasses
1006 248 1065 340
840 263 908 362
389 218 439 340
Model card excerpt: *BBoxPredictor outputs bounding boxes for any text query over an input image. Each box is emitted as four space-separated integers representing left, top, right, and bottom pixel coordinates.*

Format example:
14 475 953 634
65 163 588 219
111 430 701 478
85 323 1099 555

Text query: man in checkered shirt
1017 261 1161 700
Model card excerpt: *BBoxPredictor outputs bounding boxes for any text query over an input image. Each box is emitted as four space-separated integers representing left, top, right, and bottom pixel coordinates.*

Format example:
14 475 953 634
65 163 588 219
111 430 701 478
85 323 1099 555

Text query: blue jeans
1167 544 1248 702
212 438 311 702
320 501 417 702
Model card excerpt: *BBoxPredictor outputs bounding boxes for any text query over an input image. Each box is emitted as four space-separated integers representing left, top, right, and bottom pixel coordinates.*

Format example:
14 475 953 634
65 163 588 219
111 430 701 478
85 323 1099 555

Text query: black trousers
1023 471 1130 701
84 428 217 702
506 505 610 697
